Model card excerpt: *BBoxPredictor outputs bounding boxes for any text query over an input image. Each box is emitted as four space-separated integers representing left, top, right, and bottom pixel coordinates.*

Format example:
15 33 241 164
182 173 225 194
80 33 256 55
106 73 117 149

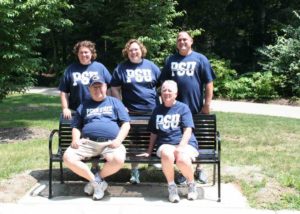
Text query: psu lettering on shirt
86 106 113 117
72 71 99 86
156 114 180 129
171 61 196 76
126 69 152 83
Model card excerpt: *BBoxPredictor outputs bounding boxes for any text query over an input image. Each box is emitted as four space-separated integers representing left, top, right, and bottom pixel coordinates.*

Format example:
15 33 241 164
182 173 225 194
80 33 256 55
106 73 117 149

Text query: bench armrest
48 129 59 158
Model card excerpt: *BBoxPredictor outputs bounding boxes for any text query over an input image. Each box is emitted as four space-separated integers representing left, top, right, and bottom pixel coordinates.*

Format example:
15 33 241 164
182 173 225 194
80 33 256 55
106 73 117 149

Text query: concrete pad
17 181 248 208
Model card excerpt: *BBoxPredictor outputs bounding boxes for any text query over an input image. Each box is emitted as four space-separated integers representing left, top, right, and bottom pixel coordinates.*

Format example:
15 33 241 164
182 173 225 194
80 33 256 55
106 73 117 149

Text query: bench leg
217 161 221 202
60 161 64 184
213 164 216 186
48 160 53 199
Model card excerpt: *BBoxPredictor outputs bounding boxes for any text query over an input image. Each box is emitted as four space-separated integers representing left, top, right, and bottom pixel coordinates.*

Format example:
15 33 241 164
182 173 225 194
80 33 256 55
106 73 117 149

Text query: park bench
48 113 221 201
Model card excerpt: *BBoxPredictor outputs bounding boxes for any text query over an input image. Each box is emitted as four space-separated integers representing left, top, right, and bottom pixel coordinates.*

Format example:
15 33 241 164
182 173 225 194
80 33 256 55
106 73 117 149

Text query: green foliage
211 57 278 100
211 57 238 97
101 0 201 66
259 11 300 97
0 0 71 101
227 72 278 100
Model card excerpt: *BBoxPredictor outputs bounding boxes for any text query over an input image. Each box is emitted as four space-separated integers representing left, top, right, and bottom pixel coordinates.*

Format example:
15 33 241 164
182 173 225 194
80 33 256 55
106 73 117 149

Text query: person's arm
201 81 214 114
110 122 130 148
111 86 122 100
175 127 192 156
60 91 72 119
71 127 81 149
137 133 157 157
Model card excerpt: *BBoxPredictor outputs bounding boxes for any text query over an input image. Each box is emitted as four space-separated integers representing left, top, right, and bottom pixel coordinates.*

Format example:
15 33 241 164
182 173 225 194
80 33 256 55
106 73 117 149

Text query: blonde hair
122 39 147 59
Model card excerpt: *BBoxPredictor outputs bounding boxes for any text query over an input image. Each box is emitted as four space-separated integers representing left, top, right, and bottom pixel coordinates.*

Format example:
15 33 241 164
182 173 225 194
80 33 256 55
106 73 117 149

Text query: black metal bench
48 113 221 201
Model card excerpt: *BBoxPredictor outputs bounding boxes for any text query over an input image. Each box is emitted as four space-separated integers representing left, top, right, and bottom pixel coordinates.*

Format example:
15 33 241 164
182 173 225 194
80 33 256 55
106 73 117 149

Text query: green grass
216 112 300 209
0 93 299 210
0 93 60 128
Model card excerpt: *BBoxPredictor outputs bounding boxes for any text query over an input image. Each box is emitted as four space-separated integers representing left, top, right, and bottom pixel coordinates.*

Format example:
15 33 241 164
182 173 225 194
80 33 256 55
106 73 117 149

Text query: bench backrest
57 114 218 156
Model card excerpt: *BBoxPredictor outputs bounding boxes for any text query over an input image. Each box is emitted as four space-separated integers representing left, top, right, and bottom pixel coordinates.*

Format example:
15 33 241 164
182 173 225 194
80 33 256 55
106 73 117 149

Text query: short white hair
161 80 178 93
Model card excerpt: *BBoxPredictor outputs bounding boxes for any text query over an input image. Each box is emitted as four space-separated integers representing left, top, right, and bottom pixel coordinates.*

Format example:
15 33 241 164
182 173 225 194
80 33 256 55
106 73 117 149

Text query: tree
101 0 195 67
0 0 71 100
259 11 300 97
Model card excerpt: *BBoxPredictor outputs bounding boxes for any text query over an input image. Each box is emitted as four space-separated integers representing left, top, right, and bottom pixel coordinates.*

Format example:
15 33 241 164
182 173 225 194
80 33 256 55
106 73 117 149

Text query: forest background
1 0 300 102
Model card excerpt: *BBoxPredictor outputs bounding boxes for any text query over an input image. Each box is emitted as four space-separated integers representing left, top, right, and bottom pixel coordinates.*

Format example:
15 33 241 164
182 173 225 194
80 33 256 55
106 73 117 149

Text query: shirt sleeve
58 69 70 93
147 109 158 134
110 65 123 87
71 104 84 129
113 98 130 122
180 104 195 129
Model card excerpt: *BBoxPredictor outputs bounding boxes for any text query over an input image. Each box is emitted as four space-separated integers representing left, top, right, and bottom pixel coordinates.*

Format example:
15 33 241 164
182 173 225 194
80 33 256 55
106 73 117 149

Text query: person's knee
176 154 191 166
105 152 125 165
63 151 71 163
161 150 174 162
63 150 80 165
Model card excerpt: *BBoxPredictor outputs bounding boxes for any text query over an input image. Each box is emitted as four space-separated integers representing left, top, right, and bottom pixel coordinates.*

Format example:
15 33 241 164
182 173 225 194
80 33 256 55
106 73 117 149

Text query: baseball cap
89 75 105 86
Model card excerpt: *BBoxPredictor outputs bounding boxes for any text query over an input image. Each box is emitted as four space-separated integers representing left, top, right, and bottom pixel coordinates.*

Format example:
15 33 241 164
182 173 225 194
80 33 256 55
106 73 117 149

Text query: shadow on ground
28 168 205 200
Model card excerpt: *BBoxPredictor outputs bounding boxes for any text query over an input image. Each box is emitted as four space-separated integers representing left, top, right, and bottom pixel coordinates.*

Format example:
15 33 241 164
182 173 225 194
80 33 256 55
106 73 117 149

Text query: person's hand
109 139 121 148
136 152 150 157
70 139 81 149
201 104 210 114
175 144 185 152
63 108 72 119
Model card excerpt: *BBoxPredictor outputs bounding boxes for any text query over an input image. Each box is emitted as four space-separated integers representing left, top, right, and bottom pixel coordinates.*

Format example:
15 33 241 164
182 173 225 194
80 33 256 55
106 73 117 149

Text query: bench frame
48 114 221 201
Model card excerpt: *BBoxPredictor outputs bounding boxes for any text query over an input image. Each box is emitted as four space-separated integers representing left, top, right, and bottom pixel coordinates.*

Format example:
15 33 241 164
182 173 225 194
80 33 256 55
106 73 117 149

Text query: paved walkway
1 180 299 214
27 87 300 119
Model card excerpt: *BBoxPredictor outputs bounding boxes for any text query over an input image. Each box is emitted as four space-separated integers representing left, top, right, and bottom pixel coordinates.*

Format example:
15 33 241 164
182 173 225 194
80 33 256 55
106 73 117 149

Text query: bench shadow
29 168 205 202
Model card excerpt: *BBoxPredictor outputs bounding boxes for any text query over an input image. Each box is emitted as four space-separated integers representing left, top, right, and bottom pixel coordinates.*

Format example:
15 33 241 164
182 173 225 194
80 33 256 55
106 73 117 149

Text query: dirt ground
0 127 49 144
0 127 50 202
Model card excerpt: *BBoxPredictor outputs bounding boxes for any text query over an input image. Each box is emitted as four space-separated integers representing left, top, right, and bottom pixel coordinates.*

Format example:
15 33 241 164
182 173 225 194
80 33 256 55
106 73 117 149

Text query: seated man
63 75 130 200
139 80 199 203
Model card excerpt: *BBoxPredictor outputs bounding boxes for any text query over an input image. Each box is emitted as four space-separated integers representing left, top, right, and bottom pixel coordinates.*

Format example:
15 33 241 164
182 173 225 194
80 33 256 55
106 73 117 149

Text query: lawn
0 93 299 210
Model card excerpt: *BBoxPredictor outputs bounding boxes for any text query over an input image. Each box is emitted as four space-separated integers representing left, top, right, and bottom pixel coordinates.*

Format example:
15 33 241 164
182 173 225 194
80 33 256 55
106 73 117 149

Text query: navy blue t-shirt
148 101 198 149
72 96 130 140
59 61 112 110
161 51 216 113
111 59 161 112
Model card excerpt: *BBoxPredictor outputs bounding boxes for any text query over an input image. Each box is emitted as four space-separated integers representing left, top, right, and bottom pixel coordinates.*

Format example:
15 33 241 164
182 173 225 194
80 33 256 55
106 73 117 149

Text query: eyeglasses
91 85 103 90
128 48 140 52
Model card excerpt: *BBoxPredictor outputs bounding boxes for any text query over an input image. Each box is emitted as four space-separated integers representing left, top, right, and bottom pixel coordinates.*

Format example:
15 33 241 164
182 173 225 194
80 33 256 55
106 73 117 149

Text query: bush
258 11 300 97
211 57 278 100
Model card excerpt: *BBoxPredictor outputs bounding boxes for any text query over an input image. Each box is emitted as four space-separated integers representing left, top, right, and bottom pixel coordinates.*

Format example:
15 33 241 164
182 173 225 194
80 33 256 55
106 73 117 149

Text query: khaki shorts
65 138 126 160
156 144 199 161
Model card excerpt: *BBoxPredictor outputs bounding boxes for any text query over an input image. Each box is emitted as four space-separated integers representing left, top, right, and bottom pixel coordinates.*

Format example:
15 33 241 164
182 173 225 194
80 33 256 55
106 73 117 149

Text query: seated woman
139 80 199 203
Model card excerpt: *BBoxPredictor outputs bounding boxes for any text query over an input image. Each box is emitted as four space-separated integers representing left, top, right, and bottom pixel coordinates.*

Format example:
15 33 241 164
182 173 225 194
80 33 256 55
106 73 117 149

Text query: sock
168 181 176 186
94 172 102 183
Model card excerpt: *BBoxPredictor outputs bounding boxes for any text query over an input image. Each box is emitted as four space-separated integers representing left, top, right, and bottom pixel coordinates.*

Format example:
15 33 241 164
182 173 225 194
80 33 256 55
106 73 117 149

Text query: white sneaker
168 184 180 203
84 182 94 195
152 163 162 170
92 180 108 200
187 182 198 200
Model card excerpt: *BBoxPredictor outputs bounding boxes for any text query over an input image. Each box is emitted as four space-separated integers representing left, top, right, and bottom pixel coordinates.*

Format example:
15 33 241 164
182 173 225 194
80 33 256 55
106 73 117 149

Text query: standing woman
59 40 112 120
110 39 161 184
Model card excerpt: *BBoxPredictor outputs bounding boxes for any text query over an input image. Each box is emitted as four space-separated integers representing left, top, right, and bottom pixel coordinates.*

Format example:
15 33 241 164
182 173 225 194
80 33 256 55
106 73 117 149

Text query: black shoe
91 165 100 175
195 169 207 184
175 173 187 185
